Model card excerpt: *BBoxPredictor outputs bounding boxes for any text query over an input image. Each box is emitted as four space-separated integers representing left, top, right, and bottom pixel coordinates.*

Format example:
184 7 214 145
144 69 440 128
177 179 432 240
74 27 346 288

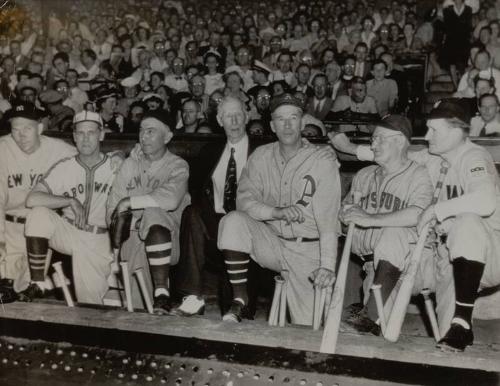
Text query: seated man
107 110 190 314
469 93 500 136
340 115 433 335
0 101 75 291
331 98 500 352
217 93 341 325
21 111 117 304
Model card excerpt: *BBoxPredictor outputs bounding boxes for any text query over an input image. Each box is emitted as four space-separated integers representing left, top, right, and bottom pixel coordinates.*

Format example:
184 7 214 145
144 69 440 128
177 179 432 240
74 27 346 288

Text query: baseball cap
251 60 272 75
269 93 303 114
73 110 103 127
142 93 163 104
376 114 412 141
120 76 140 88
142 109 171 129
4 101 44 121
427 98 471 125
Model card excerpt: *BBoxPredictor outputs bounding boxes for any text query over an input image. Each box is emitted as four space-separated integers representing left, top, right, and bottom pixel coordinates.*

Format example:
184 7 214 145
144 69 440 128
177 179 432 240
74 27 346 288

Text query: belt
5 214 26 224
278 236 319 243
66 218 108 234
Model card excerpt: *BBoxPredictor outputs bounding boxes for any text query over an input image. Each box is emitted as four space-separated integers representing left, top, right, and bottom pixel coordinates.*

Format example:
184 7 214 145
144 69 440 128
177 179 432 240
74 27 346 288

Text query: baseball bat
421 288 441 342
384 223 430 342
53 262 75 307
279 270 289 327
268 275 284 326
320 191 361 353
120 262 134 312
371 284 386 335
134 268 153 314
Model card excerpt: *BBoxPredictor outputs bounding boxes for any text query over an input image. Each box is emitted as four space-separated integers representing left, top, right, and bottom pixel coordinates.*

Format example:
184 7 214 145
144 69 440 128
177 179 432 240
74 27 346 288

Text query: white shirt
458 67 500 101
212 135 249 214
470 115 500 136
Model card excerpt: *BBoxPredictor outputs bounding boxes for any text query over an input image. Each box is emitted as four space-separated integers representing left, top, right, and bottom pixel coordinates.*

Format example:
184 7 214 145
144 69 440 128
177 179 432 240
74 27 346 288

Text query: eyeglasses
370 133 403 144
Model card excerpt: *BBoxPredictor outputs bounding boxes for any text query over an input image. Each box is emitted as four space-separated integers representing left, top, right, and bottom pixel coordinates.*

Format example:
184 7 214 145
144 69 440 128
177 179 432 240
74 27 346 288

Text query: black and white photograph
0 0 499 384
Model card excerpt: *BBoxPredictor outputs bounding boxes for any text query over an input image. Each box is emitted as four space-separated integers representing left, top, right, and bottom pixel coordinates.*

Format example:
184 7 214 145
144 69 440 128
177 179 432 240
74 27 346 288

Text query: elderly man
107 110 190 314
0 101 75 291
174 96 259 316
20 111 117 304
217 93 341 325
338 115 433 335
331 98 500 352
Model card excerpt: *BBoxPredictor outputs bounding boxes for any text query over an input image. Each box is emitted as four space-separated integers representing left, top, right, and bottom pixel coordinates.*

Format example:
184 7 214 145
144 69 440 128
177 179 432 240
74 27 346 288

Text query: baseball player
341 115 434 335
217 93 341 325
106 109 190 314
20 111 117 304
0 101 75 289
330 98 500 352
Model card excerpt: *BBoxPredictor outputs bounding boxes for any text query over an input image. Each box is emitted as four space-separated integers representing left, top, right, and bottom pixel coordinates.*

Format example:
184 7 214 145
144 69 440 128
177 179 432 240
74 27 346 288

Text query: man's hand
272 206 305 224
69 198 86 229
417 205 436 235
327 132 357 155
0 241 6 260
340 204 374 228
116 198 132 213
309 267 336 288
109 151 126 172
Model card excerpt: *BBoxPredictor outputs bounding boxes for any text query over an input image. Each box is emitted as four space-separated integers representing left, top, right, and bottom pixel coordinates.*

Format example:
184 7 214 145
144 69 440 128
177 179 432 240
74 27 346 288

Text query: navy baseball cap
376 114 413 141
270 93 303 113
142 109 171 129
427 98 471 125
4 101 44 121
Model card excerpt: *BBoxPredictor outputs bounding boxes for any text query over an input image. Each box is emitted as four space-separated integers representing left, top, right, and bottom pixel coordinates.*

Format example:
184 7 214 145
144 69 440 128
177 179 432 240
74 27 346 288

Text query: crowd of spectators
1 0 500 137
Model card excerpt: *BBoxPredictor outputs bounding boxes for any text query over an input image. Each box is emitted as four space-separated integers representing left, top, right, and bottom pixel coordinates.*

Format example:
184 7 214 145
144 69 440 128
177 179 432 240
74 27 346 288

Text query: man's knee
218 211 252 252
374 227 413 269
451 213 484 233
145 225 171 245
25 207 54 236
219 211 248 235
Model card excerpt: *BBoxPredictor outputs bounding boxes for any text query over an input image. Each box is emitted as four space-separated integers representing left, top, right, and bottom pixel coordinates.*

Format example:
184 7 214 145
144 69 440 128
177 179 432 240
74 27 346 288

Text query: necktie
480 123 487 136
432 160 449 204
223 147 237 213
315 100 322 116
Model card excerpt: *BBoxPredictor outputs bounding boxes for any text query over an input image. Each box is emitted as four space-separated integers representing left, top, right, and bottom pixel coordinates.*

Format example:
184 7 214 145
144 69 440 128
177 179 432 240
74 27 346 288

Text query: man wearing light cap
330 98 500 351
106 110 190 314
339 115 434 335
0 101 75 294
217 93 341 325
20 110 117 304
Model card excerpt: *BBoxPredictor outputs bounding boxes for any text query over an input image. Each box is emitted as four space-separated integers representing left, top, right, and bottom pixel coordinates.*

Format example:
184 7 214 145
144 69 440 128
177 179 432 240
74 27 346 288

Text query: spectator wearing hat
198 31 227 66
117 76 141 118
94 86 124 133
248 60 272 97
217 92 341 325
0 101 75 289
39 89 75 132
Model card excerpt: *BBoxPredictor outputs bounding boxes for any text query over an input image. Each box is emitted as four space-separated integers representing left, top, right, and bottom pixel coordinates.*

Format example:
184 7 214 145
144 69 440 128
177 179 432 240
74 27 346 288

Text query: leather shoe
173 295 205 317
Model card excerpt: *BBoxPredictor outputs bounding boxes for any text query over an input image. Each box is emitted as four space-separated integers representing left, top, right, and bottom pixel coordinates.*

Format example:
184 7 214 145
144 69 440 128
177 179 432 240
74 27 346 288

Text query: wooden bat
320 191 361 353
53 262 74 307
384 223 431 342
371 284 386 335
421 288 441 342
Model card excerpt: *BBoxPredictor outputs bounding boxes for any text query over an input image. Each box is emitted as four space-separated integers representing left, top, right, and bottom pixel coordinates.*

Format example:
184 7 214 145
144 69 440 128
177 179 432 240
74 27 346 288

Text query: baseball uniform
24 154 117 304
218 139 341 325
106 149 190 309
0 135 75 281
357 140 500 336
346 161 434 307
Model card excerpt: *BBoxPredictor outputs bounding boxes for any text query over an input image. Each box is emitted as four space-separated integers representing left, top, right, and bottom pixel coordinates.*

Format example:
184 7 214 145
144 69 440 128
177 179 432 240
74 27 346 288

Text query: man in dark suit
353 42 372 79
306 73 335 121
173 96 260 316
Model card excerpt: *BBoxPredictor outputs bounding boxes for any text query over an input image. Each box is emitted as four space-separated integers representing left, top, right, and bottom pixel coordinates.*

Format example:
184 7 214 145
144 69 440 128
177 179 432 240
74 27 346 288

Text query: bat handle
421 288 441 342
134 268 153 314
120 262 134 312
52 262 74 307
269 276 283 326
371 284 386 335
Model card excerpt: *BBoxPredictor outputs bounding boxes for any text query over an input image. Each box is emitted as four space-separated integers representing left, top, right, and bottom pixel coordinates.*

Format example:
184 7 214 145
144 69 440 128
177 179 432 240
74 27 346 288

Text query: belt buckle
296 237 302 244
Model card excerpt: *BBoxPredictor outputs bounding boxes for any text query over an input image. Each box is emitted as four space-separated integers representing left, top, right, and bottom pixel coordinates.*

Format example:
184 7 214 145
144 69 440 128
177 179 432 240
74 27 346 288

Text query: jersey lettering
296 175 316 207
362 192 407 212
127 175 161 192
7 173 22 188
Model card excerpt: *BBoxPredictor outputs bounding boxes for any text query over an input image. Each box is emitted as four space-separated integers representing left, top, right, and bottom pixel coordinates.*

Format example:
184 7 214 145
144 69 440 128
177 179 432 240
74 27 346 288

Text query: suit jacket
354 60 372 79
306 97 335 121
189 137 259 234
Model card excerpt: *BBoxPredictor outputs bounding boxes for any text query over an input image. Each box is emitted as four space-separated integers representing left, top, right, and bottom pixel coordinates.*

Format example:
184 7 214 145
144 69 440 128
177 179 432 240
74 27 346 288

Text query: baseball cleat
172 295 205 317
437 323 474 352
17 282 48 302
153 294 172 315
344 308 381 336
222 299 250 323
